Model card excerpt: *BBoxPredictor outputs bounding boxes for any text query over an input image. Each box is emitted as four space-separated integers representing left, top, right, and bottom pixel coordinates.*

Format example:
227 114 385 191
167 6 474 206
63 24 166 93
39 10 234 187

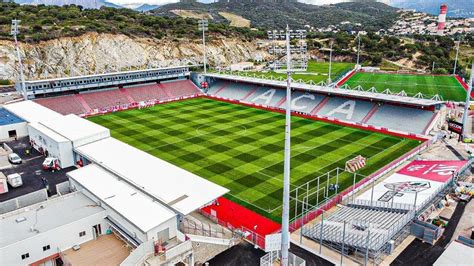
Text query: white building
0 192 106 266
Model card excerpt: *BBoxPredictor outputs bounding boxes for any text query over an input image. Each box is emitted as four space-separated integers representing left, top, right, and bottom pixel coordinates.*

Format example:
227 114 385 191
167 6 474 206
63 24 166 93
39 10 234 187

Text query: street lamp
11 19 27 100
198 19 208 74
328 40 334 84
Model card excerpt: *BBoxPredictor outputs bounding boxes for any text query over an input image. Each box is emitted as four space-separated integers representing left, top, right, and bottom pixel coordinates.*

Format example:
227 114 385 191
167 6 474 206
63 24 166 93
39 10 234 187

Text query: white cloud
299 0 348 4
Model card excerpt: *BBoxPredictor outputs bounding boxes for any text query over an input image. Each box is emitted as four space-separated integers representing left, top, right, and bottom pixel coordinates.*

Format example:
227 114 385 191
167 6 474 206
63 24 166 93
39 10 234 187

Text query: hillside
0 3 264 42
153 1 400 31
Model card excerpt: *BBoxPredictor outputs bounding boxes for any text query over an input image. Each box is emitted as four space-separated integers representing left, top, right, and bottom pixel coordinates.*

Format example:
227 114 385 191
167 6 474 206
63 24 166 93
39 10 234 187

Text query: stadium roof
204 73 444 107
74 137 229 215
39 114 110 147
0 192 105 248
0 108 24 126
3 100 63 123
24 65 191 84
68 164 176 233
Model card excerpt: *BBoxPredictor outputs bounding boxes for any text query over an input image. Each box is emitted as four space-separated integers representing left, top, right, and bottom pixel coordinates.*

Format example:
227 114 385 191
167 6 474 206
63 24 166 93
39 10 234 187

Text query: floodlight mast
11 19 27 101
328 40 334 84
198 19 208 74
462 64 474 138
281 24 292 266
356 33 361 67
453 35 461 75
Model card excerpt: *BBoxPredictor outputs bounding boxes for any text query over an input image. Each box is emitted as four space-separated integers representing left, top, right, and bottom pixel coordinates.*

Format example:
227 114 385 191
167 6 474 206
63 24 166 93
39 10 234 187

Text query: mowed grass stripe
344 72 467 101
89 97 420 222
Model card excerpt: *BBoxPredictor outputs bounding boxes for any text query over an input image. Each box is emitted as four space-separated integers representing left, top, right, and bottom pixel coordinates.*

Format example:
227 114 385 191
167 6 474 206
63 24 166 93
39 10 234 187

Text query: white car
8 153 22 164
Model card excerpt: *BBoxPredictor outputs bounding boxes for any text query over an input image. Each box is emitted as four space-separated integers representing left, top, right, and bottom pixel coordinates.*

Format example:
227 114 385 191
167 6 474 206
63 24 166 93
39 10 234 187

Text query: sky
107 0 351 6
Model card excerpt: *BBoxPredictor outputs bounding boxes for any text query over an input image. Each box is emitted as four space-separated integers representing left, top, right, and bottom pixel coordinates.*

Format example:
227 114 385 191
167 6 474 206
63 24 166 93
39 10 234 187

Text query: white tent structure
75 137 229 215
68 164 177 244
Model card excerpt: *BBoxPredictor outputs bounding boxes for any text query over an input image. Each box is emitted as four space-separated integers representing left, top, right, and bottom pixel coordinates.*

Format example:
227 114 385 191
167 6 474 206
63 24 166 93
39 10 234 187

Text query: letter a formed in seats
252 89 276 105
291 94 315 111
327 101 356 120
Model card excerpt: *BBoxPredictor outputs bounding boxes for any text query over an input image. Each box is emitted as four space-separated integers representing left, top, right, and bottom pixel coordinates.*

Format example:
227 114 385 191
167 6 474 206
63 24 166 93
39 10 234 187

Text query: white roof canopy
68 164 176 233
75 137 229 215
4 100 63 123
39 114 110 147
204 73 443 107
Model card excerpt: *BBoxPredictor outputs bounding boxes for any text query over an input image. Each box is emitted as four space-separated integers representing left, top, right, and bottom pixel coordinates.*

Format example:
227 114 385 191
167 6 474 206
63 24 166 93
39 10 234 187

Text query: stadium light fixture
453 34 461 75
328 40 334 84
356 33 361 67
198 19 208 74
11 19 27 101
462 63 474 139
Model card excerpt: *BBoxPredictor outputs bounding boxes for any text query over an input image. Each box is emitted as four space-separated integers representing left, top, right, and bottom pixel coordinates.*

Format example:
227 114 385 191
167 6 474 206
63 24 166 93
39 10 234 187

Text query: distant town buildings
389 9 473 36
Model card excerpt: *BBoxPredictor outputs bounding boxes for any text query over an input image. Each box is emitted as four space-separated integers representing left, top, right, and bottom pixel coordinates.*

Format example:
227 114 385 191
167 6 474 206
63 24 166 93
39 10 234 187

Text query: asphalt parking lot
0 138 74 202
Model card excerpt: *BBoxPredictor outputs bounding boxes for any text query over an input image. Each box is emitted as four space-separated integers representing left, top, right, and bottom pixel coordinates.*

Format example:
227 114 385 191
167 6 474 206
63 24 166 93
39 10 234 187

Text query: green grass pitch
88 98 421 222
343 72 467 102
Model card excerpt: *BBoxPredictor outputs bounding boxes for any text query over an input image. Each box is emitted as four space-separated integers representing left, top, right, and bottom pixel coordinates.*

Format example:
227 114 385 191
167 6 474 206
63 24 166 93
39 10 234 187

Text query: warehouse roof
75 137 229 215
0 108 24 126
3 100 63 123
39 114 110 147
68 164 176 233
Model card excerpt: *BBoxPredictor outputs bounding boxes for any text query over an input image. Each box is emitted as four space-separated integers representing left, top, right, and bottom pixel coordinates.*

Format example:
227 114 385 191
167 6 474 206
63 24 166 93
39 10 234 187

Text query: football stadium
0 60 472 265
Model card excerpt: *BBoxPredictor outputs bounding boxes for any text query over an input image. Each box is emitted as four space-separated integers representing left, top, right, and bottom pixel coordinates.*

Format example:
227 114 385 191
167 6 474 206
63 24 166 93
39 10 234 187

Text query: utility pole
453 35 461 75
432 61 436 73
11 19 27 100
461 64 474 139
356 33 361 67
328 40 333 84
280 24 292 266
198 19 208 74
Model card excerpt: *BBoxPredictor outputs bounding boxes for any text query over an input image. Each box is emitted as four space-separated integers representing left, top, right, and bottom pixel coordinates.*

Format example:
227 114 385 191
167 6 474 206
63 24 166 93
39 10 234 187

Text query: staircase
119 88 135 104
75 94 92 112
275 95 287 108
213 82 230 96
159 83 173 98
310 96 329 116
361 104 379 124
241 87 258 101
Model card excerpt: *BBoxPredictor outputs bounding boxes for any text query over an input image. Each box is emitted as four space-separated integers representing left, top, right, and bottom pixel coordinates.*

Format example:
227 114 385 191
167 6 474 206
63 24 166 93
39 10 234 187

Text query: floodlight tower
328 40 334 84
198 19 208 74
453 35 461 75
356 33 361 67
267 29 307 71
462 64 474 139
11 19 27 100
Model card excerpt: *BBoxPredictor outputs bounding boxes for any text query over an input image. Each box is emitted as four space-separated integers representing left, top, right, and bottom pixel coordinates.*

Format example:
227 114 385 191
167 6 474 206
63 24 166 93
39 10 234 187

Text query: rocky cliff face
0 33 266 81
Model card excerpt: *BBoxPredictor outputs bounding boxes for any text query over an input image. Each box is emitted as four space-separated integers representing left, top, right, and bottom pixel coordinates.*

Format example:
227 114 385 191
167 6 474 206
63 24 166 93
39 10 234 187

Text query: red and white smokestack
437 4 447 35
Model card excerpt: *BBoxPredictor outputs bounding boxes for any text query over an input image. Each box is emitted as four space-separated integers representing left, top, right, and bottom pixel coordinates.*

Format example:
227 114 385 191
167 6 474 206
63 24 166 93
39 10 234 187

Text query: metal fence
260 250 306 266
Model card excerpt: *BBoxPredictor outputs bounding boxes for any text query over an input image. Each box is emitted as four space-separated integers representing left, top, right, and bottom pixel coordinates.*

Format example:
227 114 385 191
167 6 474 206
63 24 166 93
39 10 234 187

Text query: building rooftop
0 108 24 126
0 192 105 248
68 164 176 233
4 100 63 123
74 137 229 215
39 114 110 147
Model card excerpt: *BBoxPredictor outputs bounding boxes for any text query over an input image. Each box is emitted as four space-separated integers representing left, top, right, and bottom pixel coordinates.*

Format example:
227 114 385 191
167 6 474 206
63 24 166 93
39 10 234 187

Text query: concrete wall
0 211 106 266
0 122 28 141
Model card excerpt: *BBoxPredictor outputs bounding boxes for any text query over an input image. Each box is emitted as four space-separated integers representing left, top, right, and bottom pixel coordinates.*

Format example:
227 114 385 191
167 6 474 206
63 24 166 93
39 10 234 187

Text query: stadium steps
310 96 329 116
119 88 136 104
75 94 92 112
275 95 287 108
422 111 440 135
158 83 174 98
213 82 230 96
241 87 258 101
361 104 379 124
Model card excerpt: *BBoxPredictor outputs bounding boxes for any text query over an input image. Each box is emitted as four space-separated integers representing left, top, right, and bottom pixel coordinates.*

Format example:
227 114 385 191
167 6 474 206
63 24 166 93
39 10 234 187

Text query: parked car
7 173 22 187
8 153 22 164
